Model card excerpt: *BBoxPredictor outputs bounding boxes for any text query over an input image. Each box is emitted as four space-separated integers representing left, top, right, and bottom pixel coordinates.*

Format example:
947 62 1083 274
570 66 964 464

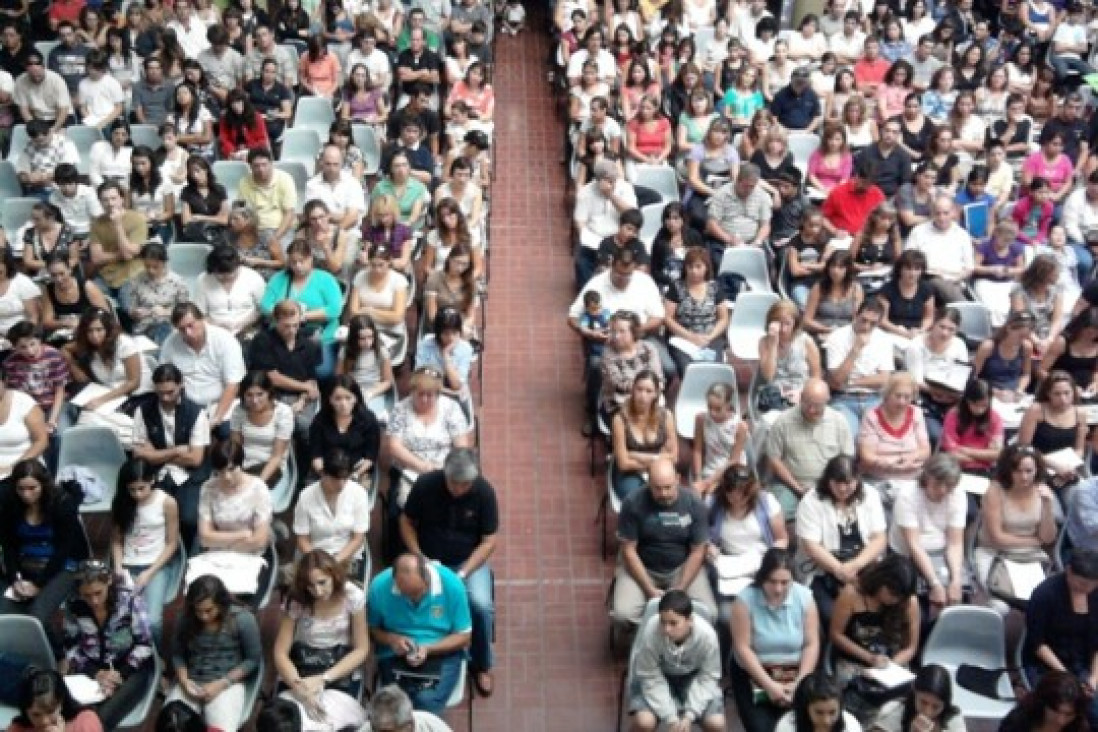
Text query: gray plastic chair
293 96 337 139
274 160 309 213
167 243 213 297
719 247 773 294
788 132 821 173
921 605 1017 720
211 160 250 201
130 124 162 150
727 292 780 361
236 656 265 730
352 124 382 176
2 197 39 235
0 160 22 200
637 201 667 254
270 447 298 515
279 128 322 176
0 617 57 726
116 654 161 730
950 301 994 347
674 362 738 441
6 124 27 161
58 424 127 514
633 164 680 204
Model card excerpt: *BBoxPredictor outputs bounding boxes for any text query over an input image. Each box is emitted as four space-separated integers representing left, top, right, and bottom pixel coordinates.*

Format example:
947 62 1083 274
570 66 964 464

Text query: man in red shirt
821 158 885 237
853 37 891 97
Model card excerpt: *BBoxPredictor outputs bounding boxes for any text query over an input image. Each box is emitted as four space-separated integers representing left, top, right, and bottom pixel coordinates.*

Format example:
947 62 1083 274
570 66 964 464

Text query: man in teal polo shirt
369 553 472 714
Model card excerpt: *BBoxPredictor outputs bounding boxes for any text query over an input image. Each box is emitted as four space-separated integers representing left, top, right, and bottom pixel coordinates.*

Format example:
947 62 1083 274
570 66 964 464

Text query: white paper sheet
64 675 106 705
69 383 127 415
959 474 991 496
864 662 916 689
1003 559 1046 600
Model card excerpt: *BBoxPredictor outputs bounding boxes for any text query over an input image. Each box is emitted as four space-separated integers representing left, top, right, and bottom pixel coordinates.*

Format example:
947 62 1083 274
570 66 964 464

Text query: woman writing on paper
1017 371 1089 496
903 308 969 447
940 379 1005 476
871 664 967 732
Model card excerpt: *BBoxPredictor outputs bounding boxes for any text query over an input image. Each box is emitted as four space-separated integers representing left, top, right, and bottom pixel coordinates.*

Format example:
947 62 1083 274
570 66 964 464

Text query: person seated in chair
400 448 498 698
628 589 725 732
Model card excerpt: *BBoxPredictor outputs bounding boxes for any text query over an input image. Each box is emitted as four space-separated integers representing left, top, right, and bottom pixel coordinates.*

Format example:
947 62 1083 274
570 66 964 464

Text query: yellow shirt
90 212 147 289
238 170 297 231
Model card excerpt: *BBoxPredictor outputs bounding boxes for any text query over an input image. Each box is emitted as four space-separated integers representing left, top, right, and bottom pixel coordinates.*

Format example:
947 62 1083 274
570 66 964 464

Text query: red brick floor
455 20 625 732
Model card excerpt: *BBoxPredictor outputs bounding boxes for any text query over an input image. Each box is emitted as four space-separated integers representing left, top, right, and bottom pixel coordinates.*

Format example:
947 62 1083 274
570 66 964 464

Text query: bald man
612 459 716 627
765 378 855 520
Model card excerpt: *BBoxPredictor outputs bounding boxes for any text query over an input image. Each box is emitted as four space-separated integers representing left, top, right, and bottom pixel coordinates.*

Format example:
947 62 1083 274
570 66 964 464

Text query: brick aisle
454 16 624 732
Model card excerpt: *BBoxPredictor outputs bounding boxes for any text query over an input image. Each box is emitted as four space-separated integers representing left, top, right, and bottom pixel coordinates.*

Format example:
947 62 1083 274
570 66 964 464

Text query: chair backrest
280 129 322 175
730 291 780 329
211 160 251 201
788 132 820 172
274 160 309 210
58 425 127 487
638 201 667 252
922 605 1007 670
130 124 162 150
951 301 993 345
633 164 680 203
34 41 59 61
6 124 27 161
167 243 213 294
352 124 382 176
66 125 105 149
0 615 55 669
0 160 20 200
2 197 39 235
719 247 773 293
294 97 337 138
674 362 738 441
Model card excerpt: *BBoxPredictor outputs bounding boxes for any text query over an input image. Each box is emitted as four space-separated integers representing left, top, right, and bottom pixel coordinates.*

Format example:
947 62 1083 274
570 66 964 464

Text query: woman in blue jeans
110 457 181 648
610 369 678 501
1022 549 1098 729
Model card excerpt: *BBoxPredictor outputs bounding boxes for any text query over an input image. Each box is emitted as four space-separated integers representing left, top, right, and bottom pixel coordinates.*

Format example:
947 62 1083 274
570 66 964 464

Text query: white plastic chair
270 447 298 515
446 656 474 730
727 291 780 361
236 657 265 729
211 160 250 201
58 424 127 514
352 124 382 176
167 243 213 297
718 247 773 294
162 542 187 605
293 96 337 139
130 124 162 150
274 160 310 213
66 126 105 173
788 132 820 173
921 605 1017 720
1 197 37 235
35 41 59 61
279 128 322 176
6 124 27 161
116 654 162 730
0 617 57 726
254 538 279 610
632 163 680 204
674 362 738 441
950 301 994 346
638 201 667 253
0 160 21 200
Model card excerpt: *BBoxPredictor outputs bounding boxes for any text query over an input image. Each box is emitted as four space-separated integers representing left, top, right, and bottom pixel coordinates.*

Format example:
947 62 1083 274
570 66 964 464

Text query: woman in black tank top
40 255 111 342
1018 371 1088 491
1039 307 1098 394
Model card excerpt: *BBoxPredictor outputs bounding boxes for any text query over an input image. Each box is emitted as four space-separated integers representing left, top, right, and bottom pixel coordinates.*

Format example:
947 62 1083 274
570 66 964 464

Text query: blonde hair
882 371 917 401
408 368 443 394
765 300 801 331
369 194 399 227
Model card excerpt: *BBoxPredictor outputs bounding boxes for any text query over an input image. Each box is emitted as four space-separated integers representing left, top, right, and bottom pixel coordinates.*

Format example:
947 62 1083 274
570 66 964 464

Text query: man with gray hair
400 448 499 697
365 685 452 731
574 158 637 287
704 163 772 269
904 195 975 306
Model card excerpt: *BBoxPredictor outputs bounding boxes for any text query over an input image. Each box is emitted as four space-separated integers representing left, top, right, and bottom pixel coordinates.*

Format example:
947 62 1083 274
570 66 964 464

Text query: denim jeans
450 563 494 672
378 651 465 715
611 461 647 501
1049 54 1095 81
831 392 882 436
125 562 174 648
1067 239 1095 283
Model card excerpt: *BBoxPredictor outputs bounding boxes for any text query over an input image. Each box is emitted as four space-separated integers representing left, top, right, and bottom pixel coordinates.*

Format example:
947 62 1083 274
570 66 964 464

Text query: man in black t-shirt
401 448 499 697
611 459 716 627
596 208 648 274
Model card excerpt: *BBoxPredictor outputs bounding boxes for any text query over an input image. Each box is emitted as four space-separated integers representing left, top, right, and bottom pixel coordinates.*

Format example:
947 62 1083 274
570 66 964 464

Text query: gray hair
919 453 961 490
593 159 618 181
444 447 480 482
737 163 761 182
369 685 415 727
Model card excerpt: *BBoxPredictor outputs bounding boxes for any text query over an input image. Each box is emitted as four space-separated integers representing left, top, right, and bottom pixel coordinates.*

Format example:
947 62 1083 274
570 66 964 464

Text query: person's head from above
1038 369 1080 411
10 460 54 512
1013 670 1090 732
170 302 207 349
209 437 245 489
990 219 1019 251
608 248 638 290
994 443 1044 493
1040 129 1066 159
247 147 275 183
753 546 796 605
900 664 959 730
682 246 713 286
880 371 917 417
734 163 761 199
593 159 619 189
393 552 434 600
73 557 115 614
918 453 962 503
626 368 661 418
291 548 346 608
930 195 955 231
704 381 736 426
1022 253 1062 294
183 574 231 632
607 309 640 353
766 299 802 344
793 674 845 732
229 202 259 235
272 299 303 344
238 370 274 417
1065 549 1098 594
1060 92 1084 121
799 378 830 423
26 119 51 148
140 241 169 281
927 306 961 346
8 321 44 362
443 447 480 498
862 36 880 60
859 553 917 610
57 20 78 47
776 168 802 201
409 366 444 411
791 65 811 90
255 698 301 732
851 158 877 194
583 289 603 318
817 454 862 507
647 458 679 506
16 668 83 732
303 199 332 234
320 448 353 492
369 685 419 732
617 207 642 242
29 201 60 233
1062 305 1098 349
852 297 884 336
717 464 761 514
285 240 315 280
657 589 697 645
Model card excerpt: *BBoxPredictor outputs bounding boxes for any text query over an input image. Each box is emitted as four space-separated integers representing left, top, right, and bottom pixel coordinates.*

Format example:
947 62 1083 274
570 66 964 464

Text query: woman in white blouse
64 309 152 411
230 371 293 489
193 245 266 338
0 380 47 479
293 449 370 571
88 119 133 189
0 247 41 335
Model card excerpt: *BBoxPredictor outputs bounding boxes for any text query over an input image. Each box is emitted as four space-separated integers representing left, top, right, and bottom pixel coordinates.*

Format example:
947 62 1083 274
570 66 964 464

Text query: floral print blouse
63 583 155 677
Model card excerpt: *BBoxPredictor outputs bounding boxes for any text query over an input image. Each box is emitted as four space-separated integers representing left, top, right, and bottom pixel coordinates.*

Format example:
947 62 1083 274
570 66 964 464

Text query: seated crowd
559 0 1098 728
0 0 506 730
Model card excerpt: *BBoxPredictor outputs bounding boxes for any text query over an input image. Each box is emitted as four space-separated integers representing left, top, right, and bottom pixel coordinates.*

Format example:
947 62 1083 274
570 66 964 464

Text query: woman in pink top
299 36 342 99
876 59 914 122
7 668 104 732
625 94 674 166
444 61 495 121
857 372 931 481
806 123 853 196
941 378 1004 474
1022 130 1075 205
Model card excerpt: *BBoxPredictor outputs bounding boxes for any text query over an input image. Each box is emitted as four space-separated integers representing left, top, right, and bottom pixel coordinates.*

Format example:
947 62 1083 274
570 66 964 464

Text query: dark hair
857 554 917 650
210 439 244 471
792 674 845 732
7 320 41 345
322 448 353 479
224 89 261 132
129 145 163 197
152 362 184 385
141 241 169 262
820 249 856 300
318 375 366 426
892 248 927 281
1067 549 1098 579
1061 306 1098 346
54 163 80 185
8 460 59 515
172 82 201 129
342 314 387 370
255 698 302 732
1036 369 1079 405
432 307 463 341
181 575 237 649
15 668 85 726
238 369 274 404
816 455 864 505
111 458 159 536
206 244 241 274
288 549 347 610
899 665 960 731
73 308 121 363
993 443 1046 491
1007 671 1089 732
155 700 207 732
753 546 794 587
956 378 992 437
247 147 274 164
658 588 693 617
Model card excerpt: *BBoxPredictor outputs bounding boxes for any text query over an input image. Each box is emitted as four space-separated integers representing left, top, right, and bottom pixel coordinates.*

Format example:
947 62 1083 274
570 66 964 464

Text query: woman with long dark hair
940 379 1004 475
873 664 964 732
165 575 262 732
167 82 214 159
299 35 341 100
1000 671 1091 732
775 673 858 732
307 375 381 485
218 89 269 161
7 668 102 732
338 314 394 415
179 156 229 242
129 145 175 245
803 250 863 337
230 371 293 488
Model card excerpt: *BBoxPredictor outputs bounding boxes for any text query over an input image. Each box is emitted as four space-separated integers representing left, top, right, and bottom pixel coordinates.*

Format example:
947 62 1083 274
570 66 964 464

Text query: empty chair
674 362 738 441
211 160 251 201
0 617 57 726
130 124 162 150
633 163 681 204
921 605 1016 720
719 247 774 294
274 160 309 213
67 126 105 174
6 124 27 161
279 128 322 176
168 243 213 296
788 132 821 173
638 201 667 253
294 96 337 138
727 291 780 361
352 124 382 176
269 448 298 515
0 160 21 200
951 301 994 347
58 425 127 513
1 196 37 234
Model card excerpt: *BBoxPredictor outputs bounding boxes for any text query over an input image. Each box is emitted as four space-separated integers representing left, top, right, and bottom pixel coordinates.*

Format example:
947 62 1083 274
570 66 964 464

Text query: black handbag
288 642 352 692
956 664 1014 700
390 654 446 692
